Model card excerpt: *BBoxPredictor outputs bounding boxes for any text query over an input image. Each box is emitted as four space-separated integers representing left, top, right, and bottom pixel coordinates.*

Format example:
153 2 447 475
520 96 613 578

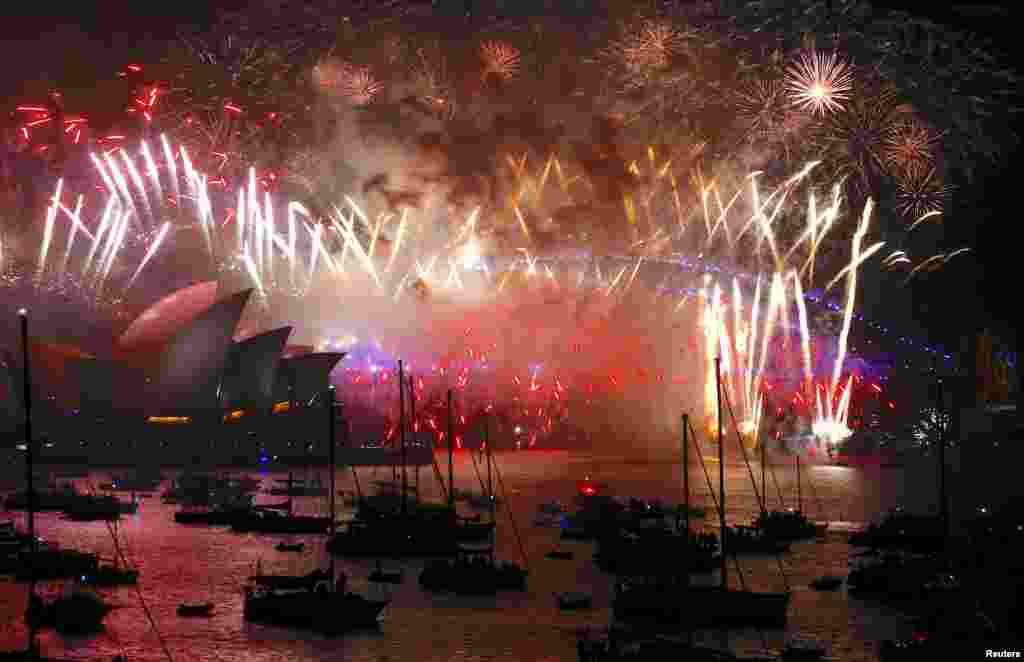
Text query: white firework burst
785 50 853 116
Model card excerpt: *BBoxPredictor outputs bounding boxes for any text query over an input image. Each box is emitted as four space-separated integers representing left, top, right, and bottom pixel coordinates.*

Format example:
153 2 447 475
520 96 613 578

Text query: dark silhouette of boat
275 542 304 552
878 605 999 661
13 547 100 581
248 568 331 591
243 573 388 634
847 509 945 554
576 626 786 661
556 591 592 610
4 485 82 511
24 591 112 634
420 547 527 594
595 527 720 575
723 524 792 555
63 495 137 521
612 368 791 631
229 506 330 534
81 561 138 586
98 470 163 492
809 575 843 591
176 602 214 617
268 473 329 497
368 561 403 584
545 549 574 560
613 577 790 629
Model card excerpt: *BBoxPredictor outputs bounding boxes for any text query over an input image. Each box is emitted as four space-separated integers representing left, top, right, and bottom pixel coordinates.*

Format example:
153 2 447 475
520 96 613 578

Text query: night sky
2 1 1020 356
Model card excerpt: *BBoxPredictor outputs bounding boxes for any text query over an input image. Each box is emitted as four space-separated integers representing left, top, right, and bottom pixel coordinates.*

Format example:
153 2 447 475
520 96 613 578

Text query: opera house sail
0 283 369 466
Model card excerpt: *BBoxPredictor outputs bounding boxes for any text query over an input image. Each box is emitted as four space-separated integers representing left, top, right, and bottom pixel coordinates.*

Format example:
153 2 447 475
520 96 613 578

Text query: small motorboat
555 591 592 610
275 542 304 553
545 549 574 560
176 602 214 617
810 575 844 591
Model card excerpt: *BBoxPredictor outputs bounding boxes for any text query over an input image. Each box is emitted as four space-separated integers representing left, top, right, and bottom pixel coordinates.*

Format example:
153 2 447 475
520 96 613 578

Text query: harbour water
0 451 940 661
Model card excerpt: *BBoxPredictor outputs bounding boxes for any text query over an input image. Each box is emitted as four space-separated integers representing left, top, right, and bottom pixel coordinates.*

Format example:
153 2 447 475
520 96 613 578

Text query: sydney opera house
0 282 428 466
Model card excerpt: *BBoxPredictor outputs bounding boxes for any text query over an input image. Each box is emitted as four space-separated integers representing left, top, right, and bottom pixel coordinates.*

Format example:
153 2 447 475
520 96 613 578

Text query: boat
417 408 528 594
751 446 828 542
229 506 330 534
275 542 304 552
576 627 780 662
248 568 331 591
329 386 492 557
420 546 528 594
809 575 843 591
13 546 100 581
243 580 388 634
545 549 574 560
81 561 138 586
98 470 163 493
612 365 791 631
847 509 945 554
176 602 214 617
268 473 328 497
368 561 403 584
556 591 592 610
63 494 137 521
878 606 999 661
242 386 389 635
723 524 792 555
595 526 720 575
4 484 83 511
25 591 112 634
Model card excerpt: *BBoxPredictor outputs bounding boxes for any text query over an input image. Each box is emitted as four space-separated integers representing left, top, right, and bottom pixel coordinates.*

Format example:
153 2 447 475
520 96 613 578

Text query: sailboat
243 386 388 634
327 375 489 558
3 311 111 654
419 412 527 594
753 444 827 541
612 357 791 630
594 415 719 577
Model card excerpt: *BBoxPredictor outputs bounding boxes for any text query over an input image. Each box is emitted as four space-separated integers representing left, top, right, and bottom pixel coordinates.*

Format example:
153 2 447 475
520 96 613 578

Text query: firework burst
480 41 521 81
884 119 939 173
735 78 799 145
785 50 853 117
315 59 383 106
605 18 689 85
895 163 951 220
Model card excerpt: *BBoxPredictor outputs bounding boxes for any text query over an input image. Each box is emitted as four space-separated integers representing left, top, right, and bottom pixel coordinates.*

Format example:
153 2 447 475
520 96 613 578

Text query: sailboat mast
327 385 336 589
409 375 418 500
20 310 35 555
682 413 689 536
485 413 495 565
761 438 767 504
447 389 454 510
328 386 336 537
399 360 407 517
796 454 802 513
936 368 948 540
715 357 727 590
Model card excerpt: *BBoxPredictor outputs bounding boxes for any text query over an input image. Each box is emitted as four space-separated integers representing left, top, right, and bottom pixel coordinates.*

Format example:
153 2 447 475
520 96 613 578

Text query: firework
895 163 951 220
314 58 383 106
785 50 853 116
608 19 688 81
884 119 939 173
480 41 521 81
735 79 796 144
